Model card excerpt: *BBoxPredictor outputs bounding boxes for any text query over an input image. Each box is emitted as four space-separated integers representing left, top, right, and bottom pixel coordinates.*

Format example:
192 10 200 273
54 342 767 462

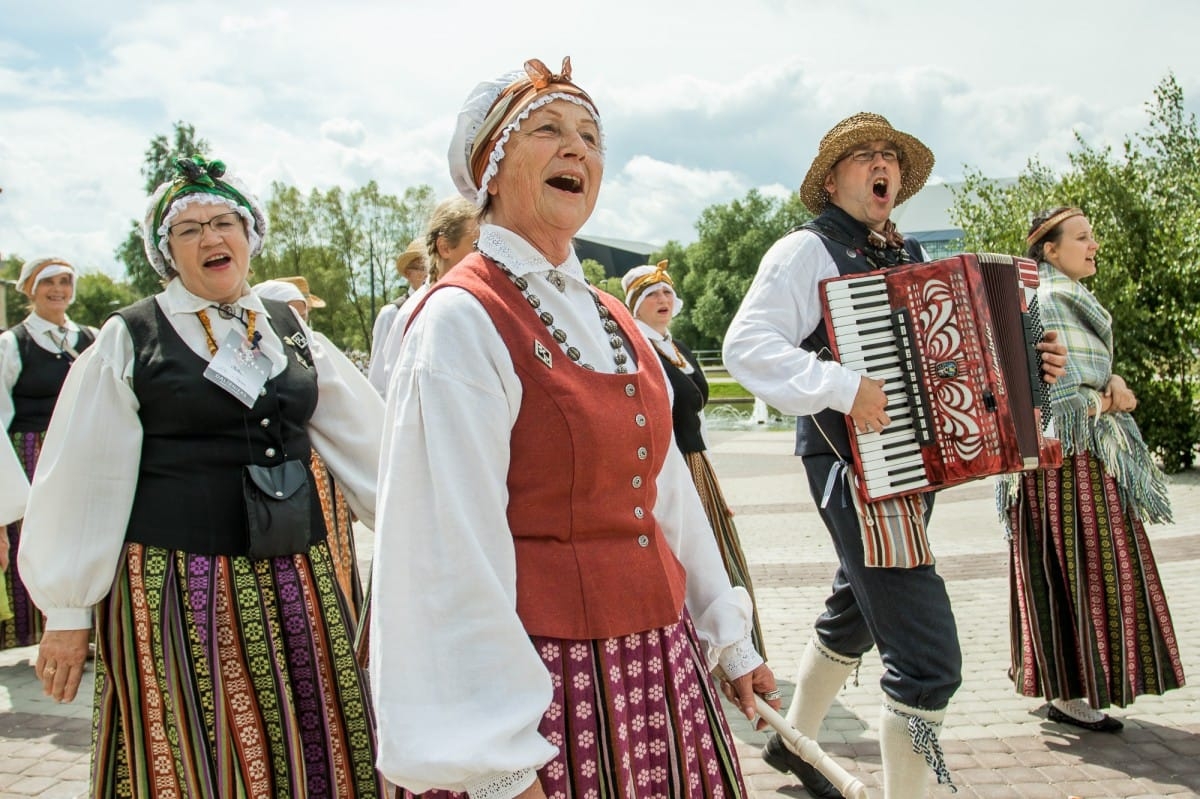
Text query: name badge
203 329 272 408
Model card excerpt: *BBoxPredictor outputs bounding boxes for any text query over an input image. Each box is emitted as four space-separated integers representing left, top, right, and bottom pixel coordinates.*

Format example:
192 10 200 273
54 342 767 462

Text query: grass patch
708 381 753 400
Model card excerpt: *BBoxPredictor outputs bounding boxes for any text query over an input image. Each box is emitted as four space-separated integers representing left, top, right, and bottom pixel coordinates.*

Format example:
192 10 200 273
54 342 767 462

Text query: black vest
658 339 709 454
116 297 325 555
8 322 96 433
795 205 925 458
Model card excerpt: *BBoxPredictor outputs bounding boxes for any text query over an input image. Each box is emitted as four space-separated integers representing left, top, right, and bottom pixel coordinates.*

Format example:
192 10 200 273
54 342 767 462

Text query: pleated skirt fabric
1007 450 1185 708
403 612 747 799
90 540 382 798
1 431 45 649
311 452 364 625
683 449 766 659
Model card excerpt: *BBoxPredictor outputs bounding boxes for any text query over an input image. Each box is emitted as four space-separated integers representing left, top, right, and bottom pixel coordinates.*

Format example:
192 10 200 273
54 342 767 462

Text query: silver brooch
546 269 567 293
534 340 553 368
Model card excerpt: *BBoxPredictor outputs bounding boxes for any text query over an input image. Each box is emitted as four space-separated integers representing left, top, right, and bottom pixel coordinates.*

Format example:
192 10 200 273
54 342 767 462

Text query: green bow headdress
142 155 269 277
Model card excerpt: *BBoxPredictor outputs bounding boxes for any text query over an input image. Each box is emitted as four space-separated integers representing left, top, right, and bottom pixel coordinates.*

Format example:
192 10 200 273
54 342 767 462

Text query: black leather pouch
243 460 311 559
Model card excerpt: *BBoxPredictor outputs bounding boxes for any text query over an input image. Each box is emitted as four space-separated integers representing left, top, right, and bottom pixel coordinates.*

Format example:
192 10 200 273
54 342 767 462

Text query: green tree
952 74 1200 471
256 181 436 350
1 255 25 329
667 189 811 350
70 273 140 328
115 122 210 296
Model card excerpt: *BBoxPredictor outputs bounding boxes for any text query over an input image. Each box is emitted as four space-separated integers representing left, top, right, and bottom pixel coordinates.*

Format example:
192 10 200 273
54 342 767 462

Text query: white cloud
1 0 1198 280
319 118 366 148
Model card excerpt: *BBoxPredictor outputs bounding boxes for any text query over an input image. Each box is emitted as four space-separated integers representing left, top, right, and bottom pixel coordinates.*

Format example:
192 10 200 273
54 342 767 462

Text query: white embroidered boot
879 698 952 799
762 637 860 799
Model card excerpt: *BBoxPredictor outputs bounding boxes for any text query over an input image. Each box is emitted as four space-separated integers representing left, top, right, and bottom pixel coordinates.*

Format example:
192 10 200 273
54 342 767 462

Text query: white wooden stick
714 668 868 798
751 695 869 799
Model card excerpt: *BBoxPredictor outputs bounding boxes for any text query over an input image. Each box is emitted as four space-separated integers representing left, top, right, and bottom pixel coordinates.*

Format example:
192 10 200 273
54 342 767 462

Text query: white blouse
17 279 383 632
0 313 94 430
373 282 429 400
371 224 759 798
722 229 863 416
0 429 28 525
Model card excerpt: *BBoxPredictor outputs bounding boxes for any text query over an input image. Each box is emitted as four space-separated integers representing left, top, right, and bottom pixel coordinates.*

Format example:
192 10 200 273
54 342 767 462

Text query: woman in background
1003 206 1184 732
623 260 766 657
0 257 95 649
372 197 479 399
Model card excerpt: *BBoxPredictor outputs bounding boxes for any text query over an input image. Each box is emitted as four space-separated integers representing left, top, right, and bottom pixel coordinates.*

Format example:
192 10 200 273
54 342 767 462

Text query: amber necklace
654 337 687 369
196 306 257 357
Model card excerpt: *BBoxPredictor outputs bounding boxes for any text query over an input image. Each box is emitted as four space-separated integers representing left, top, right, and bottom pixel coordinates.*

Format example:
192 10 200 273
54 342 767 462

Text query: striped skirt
312 452 364 625
1007 450 1186 708
91 541 382 798
404 613 747 799
1 431 45 650
684 449 765 659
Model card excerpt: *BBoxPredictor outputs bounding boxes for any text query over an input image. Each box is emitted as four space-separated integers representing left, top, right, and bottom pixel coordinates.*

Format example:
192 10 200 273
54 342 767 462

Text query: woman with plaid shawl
1002 206 1185 733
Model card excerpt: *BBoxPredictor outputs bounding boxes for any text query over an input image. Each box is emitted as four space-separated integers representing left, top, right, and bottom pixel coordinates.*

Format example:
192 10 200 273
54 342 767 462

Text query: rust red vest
425 254 687 639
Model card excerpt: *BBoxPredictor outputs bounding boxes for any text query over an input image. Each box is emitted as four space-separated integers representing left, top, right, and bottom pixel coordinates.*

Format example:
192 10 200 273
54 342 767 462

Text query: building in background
893 179 1017 259
574 234 658 278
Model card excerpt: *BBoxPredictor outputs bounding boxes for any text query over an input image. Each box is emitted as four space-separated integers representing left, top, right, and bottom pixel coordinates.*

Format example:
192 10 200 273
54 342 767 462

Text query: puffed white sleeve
0 330 22 431
305 328 383 529
722 232 861 416
654 430 762 678
17 318 142 631
370 288 555 798
366 303 399 396
0 425 28 525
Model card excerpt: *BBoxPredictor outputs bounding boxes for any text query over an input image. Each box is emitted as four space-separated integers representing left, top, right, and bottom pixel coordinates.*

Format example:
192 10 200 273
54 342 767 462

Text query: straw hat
394 239 427 275
799 112 934 215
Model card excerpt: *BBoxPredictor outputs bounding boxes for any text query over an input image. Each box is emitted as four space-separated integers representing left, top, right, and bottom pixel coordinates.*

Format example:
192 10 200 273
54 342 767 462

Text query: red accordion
820 252 1063 502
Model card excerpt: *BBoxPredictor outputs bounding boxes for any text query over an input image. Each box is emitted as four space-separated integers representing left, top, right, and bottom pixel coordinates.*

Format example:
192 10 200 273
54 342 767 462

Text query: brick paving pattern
1 428 1196 797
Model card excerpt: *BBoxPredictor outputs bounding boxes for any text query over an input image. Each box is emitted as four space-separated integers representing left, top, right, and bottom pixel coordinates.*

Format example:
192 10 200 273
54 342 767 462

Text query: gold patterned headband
625 260 674 312
1026 207 1084 247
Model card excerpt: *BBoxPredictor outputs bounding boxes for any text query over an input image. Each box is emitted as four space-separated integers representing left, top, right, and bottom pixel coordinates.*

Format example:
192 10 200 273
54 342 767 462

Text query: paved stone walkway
0 427 1196 798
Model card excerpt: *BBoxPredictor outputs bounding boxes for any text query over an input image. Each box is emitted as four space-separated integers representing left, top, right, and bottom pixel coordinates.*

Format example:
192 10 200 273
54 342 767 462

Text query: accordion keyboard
824 274 932 497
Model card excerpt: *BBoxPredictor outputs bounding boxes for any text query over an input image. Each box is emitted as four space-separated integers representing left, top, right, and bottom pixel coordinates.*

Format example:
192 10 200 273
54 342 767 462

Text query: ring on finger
762 689 782 701
44 666 56 675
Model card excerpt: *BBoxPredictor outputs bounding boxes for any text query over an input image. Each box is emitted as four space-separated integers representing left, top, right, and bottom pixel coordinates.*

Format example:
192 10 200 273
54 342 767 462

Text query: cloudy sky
2 0 1197 279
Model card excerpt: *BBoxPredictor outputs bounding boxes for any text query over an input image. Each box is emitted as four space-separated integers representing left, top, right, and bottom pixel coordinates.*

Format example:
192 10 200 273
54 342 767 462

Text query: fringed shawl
1031 261 1172 523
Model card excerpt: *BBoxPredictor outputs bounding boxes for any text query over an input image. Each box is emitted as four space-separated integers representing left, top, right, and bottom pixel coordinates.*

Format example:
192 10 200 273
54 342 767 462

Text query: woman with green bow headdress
19 155 385 797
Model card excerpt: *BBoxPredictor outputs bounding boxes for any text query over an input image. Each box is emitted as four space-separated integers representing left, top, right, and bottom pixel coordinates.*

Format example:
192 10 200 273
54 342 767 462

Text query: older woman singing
371 57 778 799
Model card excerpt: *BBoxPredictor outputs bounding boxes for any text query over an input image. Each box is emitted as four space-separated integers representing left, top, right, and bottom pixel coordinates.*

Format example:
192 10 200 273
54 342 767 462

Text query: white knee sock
783 636 860 737
879 698 951 799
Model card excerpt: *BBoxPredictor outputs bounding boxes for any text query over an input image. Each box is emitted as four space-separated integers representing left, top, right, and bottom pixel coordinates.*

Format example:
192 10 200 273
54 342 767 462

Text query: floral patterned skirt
402 612 747 799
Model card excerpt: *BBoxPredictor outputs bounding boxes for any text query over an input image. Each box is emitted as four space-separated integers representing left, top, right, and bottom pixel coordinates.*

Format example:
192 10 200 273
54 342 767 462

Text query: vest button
633 506 644 519
265 447 277 458
637 447 648 460
260 418 270 428
637 535 649 547
631 475 642 488
634 414 646 427
259 387 268 397
625 384 636 397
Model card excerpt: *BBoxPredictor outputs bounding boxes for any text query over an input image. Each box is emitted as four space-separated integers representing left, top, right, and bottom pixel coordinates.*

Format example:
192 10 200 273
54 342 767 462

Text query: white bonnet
447 57 603 209
621 261 683 318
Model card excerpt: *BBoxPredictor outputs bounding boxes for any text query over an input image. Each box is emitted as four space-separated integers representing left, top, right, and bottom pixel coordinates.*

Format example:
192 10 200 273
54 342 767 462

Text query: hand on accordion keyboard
850 375 891 433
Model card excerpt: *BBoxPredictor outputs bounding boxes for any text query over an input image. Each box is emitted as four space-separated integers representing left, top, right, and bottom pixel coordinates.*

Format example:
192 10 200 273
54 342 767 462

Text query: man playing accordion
724 113 1067 799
